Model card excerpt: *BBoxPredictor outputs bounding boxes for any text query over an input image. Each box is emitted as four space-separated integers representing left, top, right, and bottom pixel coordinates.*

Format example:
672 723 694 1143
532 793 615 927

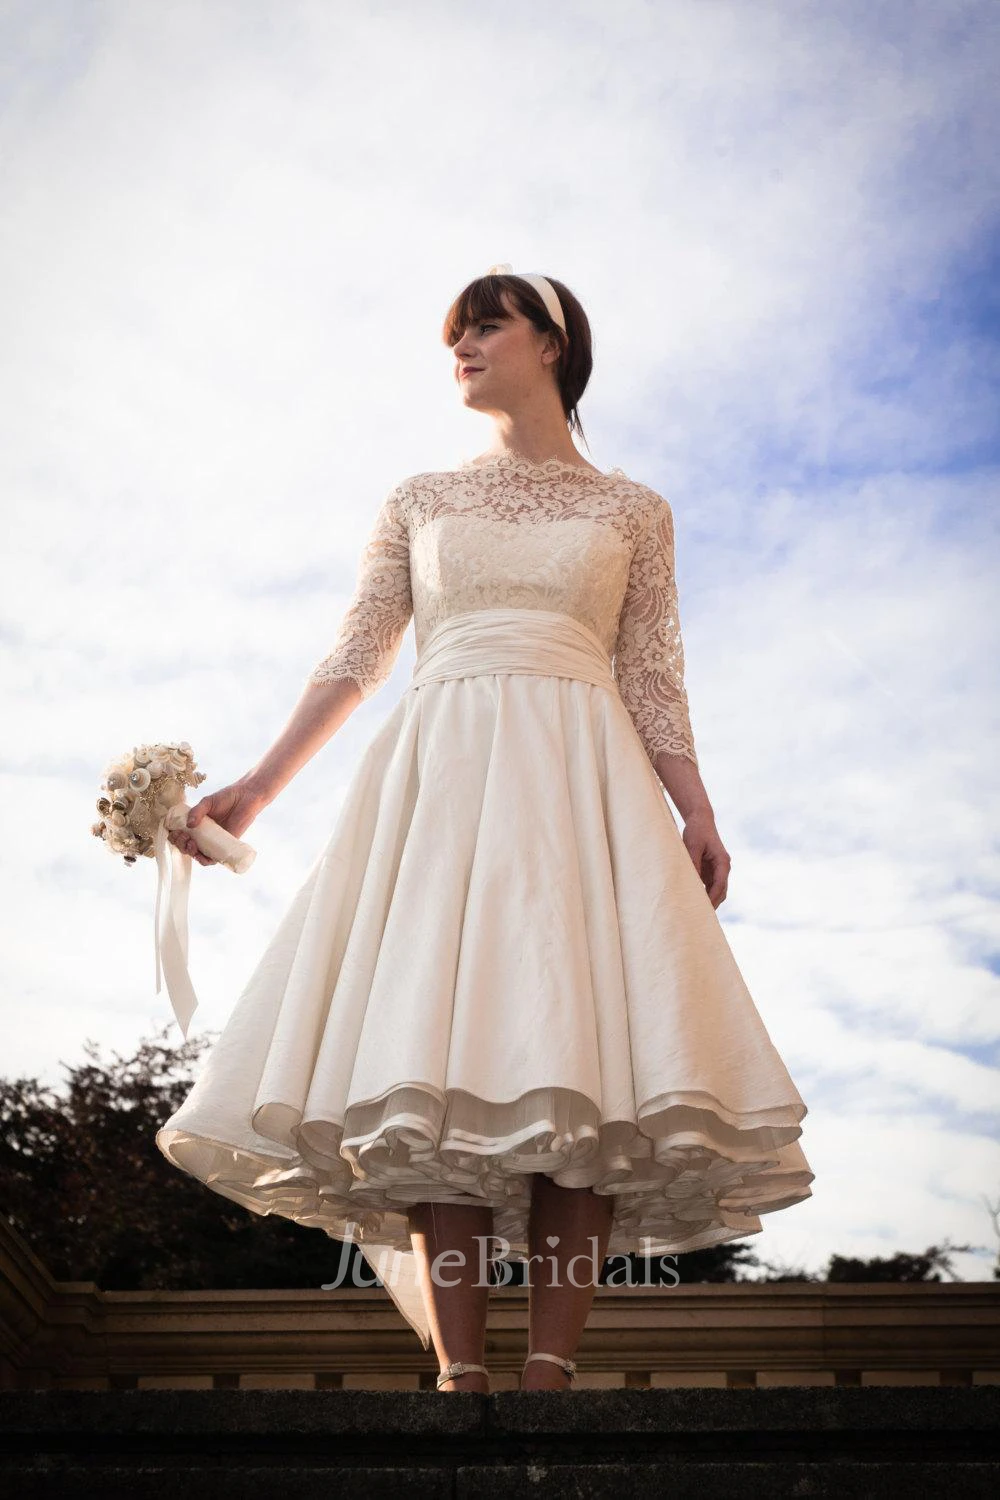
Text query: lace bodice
310 453 698 767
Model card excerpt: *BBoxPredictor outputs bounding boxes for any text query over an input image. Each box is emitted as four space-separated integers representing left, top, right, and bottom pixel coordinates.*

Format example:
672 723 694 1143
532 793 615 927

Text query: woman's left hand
682 809 731 908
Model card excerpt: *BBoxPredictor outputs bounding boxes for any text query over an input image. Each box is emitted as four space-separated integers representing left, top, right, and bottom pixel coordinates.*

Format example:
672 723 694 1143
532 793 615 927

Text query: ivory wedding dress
156 451 813 1349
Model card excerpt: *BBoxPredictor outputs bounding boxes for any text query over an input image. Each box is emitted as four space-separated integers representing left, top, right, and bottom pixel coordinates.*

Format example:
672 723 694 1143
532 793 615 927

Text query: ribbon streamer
153 818 199 1037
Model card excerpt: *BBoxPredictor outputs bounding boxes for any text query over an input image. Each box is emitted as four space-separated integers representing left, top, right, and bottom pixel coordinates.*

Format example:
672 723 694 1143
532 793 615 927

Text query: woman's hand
682 808 731 908
168 777 269 867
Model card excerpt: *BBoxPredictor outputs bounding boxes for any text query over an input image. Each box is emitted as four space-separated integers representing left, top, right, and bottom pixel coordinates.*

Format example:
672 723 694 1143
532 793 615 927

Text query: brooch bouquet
92 741 255 1034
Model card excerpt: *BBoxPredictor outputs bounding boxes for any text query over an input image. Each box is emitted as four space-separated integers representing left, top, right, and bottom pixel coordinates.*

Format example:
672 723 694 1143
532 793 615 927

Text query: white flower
128 767 151 791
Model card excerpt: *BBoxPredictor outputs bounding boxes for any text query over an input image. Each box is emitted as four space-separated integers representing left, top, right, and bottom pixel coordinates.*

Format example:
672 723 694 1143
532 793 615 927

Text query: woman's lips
461 368 484 378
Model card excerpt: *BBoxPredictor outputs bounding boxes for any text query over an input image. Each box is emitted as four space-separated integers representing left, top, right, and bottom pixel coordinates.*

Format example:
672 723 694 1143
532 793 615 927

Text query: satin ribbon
408 607 616 692
153 815 199 1037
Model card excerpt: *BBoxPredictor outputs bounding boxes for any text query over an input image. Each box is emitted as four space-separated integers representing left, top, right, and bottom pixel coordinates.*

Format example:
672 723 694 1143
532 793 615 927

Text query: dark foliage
826 1245 971 1282
0 1027 346 1291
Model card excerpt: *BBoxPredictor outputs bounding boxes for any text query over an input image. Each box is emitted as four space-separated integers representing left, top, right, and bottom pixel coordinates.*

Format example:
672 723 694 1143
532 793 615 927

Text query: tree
982 1186 1000 1280
0 1027 344 1290
825 1243 972 1283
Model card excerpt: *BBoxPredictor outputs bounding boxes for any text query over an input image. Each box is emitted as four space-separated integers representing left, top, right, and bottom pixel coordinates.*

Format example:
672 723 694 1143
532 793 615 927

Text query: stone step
3 1460 1000 1499
2 1387 997 1497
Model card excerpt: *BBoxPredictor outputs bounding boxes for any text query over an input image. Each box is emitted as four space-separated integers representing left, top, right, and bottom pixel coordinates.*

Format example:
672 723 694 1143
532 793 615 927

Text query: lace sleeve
613 490 699 768
309 484 413 699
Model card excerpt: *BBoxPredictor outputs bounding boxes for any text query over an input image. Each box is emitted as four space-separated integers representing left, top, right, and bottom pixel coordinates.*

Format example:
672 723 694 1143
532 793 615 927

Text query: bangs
442 277 517 347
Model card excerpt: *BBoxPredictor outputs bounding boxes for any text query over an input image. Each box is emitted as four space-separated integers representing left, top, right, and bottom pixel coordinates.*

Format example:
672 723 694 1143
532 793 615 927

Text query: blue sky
2 0 998 1281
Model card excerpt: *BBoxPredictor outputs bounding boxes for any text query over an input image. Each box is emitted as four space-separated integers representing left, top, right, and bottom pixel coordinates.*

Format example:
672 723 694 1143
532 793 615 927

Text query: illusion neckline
459 451 628 481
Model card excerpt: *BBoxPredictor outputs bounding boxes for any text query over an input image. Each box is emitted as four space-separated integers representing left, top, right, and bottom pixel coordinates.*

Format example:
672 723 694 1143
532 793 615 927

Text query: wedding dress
156 451 813 1349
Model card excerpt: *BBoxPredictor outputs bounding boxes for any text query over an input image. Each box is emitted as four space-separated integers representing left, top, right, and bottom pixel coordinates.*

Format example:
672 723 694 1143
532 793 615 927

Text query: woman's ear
542 331 563 368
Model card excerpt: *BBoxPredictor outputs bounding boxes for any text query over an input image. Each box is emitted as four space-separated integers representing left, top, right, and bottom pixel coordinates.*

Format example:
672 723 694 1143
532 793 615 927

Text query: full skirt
157 668 813 1348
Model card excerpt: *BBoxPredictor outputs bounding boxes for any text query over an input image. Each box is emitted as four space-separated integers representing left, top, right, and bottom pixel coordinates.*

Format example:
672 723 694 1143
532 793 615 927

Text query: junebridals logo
321 1233 681 1291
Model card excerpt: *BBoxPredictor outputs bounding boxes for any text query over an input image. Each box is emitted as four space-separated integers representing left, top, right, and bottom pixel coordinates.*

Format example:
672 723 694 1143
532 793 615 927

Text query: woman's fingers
166 782 260 866
167 832 215 865
703 842 731 908
167 821 217 865
682 823 731 909
706 859 728 908
188 786 248 836
186 794 216 829
183 793 229 860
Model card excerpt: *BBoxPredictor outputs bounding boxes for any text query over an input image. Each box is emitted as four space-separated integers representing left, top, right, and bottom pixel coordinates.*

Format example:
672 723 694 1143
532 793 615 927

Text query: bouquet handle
163 803 256 873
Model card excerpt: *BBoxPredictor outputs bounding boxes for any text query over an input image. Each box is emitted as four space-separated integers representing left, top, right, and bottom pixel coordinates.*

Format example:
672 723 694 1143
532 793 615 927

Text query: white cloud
2 0 998 1280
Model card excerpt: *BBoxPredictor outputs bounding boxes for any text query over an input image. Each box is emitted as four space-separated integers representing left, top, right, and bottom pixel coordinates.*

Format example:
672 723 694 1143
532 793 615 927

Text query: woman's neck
482 406 588 468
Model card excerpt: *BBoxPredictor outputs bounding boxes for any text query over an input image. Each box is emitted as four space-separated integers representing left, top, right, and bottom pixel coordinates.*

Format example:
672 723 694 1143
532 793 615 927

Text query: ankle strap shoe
523 1352 578 1382
436 1360 490 1390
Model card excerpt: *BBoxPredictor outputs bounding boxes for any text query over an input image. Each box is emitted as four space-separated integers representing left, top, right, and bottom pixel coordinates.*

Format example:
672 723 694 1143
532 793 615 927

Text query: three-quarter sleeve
613 490 699 768
309 484 414 699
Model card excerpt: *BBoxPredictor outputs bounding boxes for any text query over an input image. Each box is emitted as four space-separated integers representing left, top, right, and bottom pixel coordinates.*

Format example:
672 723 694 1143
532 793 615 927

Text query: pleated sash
408 607 615 691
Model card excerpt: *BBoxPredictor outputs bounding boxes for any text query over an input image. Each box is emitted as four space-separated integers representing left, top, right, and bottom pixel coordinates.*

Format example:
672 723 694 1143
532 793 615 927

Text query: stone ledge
3 1384 999 1431
1 1386 997 1458
2 1460 999 1500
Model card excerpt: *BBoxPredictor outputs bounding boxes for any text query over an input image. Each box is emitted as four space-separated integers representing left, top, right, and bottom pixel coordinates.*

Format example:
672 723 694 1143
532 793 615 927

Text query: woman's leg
407 1200 495 1392
521 1174 615 1389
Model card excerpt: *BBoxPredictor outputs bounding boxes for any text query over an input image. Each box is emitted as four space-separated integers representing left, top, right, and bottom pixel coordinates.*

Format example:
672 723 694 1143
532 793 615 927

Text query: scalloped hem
157 1081 812 1350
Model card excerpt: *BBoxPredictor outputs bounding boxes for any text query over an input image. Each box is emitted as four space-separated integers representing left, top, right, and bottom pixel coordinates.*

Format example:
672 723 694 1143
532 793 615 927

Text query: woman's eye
479 323 497 333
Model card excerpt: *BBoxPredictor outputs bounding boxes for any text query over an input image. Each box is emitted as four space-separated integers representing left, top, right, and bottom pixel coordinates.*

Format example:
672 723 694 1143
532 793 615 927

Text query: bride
161 266 810 1394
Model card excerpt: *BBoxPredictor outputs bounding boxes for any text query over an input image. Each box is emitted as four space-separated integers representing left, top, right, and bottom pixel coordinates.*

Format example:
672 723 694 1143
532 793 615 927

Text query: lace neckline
459 451 627 482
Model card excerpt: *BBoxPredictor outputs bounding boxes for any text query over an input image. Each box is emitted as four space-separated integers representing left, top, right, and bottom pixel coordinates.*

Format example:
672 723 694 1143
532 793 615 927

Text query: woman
158 266 813 1394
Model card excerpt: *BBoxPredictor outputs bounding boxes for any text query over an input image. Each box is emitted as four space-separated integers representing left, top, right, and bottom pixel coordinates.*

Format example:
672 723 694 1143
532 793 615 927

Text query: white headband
485 262 567 334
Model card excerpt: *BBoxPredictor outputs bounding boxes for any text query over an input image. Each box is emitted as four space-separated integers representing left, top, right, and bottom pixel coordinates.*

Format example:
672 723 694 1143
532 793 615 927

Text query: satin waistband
408 608 615 690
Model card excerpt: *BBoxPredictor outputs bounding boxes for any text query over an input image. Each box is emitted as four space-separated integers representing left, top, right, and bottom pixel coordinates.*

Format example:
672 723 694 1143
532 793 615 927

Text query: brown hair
442 271 594 443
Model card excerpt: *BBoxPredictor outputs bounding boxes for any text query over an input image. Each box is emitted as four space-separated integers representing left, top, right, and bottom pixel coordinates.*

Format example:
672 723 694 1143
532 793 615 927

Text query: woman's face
451 292 559 414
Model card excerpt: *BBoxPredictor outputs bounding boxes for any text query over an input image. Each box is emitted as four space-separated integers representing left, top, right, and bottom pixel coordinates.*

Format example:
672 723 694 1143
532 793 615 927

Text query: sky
2 0 998 1284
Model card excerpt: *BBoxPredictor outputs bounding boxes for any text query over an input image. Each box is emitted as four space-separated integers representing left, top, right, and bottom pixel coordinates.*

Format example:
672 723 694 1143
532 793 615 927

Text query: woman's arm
242 675 363 806
613 493 699 768
652 748 713 823
170 676 363 864
614 489 731 908
652 750 731 909
172 483 414 866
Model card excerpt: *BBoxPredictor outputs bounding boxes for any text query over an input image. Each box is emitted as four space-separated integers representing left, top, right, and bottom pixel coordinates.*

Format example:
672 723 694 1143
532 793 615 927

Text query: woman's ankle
519 1365 573 1390
520 1355 575 1391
